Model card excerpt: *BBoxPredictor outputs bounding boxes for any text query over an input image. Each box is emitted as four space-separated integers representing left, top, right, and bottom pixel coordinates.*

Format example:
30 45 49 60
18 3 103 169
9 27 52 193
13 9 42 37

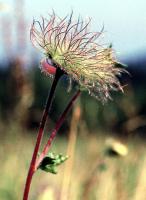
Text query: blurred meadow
0 0 146 200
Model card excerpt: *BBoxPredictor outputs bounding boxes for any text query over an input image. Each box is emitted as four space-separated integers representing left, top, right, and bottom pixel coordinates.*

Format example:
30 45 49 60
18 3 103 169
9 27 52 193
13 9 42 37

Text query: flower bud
40 58 56 76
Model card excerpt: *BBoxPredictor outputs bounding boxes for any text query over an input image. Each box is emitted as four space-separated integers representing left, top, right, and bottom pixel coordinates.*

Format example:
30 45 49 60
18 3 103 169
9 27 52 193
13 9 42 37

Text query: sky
0 0 146 61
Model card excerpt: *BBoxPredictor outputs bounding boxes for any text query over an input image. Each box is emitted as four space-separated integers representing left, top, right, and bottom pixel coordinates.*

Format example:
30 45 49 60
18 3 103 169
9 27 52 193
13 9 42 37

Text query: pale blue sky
0 0 146 60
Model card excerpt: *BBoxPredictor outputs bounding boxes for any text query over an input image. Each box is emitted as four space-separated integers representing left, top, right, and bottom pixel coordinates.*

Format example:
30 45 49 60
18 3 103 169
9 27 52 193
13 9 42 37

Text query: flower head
30 11 126 102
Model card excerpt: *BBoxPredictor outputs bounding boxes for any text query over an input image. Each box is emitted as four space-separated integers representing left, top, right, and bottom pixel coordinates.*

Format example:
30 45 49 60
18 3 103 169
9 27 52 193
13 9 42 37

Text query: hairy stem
23 67 64 200
35 90 81 170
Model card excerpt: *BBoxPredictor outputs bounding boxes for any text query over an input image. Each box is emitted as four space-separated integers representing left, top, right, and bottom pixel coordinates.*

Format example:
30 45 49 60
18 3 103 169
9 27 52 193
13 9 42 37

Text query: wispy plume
30 11 126 102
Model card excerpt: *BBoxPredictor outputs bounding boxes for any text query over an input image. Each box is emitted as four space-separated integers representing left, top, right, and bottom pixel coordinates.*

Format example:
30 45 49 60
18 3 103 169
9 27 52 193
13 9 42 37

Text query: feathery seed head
30 11 126 102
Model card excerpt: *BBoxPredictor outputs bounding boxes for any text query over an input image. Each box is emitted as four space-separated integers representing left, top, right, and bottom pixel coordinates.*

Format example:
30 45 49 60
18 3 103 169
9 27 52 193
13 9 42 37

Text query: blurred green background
0 0 146 200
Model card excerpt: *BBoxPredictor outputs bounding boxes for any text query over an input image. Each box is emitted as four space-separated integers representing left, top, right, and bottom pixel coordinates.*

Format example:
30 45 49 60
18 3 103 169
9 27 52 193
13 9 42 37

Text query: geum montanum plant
23 11 127 200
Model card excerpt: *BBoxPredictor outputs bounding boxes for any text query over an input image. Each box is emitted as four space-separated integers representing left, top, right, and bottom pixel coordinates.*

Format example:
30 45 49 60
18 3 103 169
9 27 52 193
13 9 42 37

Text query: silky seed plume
30 11 126 102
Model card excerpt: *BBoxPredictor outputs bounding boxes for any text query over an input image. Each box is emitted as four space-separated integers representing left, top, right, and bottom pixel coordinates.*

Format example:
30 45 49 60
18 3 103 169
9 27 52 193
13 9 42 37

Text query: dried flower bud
30 11 126 102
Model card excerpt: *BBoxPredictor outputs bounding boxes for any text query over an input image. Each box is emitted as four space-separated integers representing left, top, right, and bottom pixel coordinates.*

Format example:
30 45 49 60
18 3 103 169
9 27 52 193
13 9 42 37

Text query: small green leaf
38 152 68 174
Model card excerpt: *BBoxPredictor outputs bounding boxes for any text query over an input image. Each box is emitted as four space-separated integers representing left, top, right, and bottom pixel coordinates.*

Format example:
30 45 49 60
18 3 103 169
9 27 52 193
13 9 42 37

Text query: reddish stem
35 90 81 170
23 67 64 200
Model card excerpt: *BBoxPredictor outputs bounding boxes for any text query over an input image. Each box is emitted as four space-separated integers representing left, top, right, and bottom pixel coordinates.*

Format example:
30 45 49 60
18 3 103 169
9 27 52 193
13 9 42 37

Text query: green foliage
38 152 68 174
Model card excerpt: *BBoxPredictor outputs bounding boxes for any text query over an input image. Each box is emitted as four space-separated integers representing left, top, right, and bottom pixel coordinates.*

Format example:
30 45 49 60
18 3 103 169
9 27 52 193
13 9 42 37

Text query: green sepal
38 152 68 174
115 62 128 68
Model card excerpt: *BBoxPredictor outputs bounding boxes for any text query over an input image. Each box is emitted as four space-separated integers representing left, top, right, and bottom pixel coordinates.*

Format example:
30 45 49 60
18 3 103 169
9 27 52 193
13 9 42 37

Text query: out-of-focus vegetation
0 59 146 138
1 123 146 200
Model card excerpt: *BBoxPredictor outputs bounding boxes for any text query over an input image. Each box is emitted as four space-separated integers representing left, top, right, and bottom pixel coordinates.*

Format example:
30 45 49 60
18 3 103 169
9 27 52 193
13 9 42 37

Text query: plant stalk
23 67 64 200
35 90 81 170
